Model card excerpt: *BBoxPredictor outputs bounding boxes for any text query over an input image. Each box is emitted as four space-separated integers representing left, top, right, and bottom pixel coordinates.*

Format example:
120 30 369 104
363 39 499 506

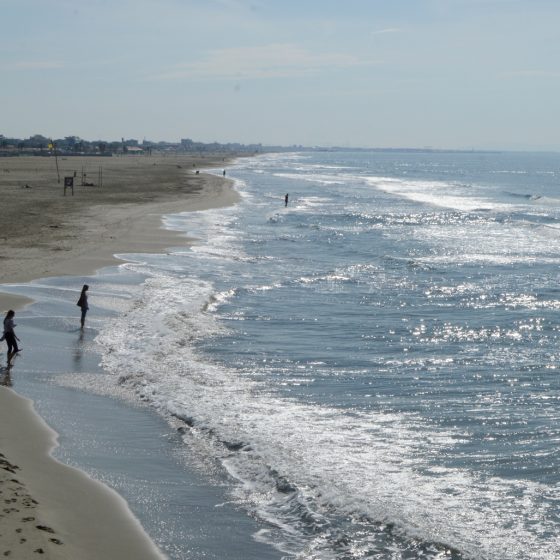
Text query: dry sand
0 153 244 558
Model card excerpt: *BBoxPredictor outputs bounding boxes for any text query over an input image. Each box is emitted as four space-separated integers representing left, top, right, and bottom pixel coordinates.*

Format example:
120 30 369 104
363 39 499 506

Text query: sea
3 149 560 559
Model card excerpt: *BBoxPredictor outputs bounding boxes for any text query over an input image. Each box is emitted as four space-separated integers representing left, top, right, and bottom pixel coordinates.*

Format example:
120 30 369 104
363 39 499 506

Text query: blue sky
2 0 559 150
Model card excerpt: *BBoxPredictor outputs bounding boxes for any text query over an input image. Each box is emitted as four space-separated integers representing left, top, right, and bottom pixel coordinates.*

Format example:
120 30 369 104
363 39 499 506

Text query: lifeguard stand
64 176 74 196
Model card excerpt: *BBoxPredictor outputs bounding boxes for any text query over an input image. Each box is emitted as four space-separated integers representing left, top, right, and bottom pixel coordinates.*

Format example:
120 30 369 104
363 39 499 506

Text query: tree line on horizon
0 134 266 156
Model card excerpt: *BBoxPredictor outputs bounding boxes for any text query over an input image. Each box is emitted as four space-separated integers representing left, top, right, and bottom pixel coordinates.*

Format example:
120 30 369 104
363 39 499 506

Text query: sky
2 0 560 150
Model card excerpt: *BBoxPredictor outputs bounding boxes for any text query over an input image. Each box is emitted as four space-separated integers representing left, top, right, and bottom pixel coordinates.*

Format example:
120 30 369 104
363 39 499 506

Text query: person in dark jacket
77 284 89 329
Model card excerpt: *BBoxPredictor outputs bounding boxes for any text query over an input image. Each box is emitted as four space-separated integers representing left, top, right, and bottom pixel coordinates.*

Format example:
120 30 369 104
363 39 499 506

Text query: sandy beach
0 154 241 558
0 154 239 309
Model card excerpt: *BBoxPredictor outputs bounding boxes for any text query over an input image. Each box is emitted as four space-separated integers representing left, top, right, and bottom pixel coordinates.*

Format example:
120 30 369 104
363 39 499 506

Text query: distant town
0 134 499 157
0 134 275 157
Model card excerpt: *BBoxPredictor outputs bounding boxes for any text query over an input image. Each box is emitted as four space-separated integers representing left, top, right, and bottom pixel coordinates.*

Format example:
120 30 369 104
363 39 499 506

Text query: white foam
365 176 508 212
273 172 347 186
90 266 559 559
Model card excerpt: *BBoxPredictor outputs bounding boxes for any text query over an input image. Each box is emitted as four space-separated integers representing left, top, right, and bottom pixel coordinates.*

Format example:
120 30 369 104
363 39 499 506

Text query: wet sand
0 387 166 559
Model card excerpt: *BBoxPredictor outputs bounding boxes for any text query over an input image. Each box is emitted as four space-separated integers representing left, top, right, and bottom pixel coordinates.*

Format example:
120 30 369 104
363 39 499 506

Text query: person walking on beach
285 193 289 207
77 284 89 329
3 310 20 366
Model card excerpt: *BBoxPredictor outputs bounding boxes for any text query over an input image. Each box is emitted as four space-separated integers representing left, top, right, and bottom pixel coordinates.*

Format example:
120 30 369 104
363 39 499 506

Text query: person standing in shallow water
77 284 89 329
285 193 289 207
3 310 20 366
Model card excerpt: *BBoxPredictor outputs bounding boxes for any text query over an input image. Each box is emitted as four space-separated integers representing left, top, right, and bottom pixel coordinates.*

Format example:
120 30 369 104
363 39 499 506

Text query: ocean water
6 150 560 559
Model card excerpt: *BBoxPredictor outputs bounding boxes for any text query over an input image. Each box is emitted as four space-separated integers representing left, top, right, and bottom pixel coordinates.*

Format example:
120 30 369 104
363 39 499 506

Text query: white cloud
370 27 401 36
152 43 381 81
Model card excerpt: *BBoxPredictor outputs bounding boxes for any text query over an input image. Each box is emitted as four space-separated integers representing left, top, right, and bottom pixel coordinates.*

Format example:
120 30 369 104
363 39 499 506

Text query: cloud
370 27 401 36
152 43 381 81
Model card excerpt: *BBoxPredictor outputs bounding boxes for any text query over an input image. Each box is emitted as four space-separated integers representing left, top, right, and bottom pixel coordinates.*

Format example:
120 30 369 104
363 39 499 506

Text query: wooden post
51 141 60 183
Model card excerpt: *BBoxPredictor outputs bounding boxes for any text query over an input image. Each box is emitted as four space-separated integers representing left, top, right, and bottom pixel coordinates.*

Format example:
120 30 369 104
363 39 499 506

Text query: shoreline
0 154 244 558
0 387 166 559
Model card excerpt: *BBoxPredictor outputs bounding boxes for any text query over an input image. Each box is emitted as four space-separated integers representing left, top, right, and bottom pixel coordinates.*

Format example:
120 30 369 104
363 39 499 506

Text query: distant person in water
77 284 89 329
3 310 20 366
285 193 289 207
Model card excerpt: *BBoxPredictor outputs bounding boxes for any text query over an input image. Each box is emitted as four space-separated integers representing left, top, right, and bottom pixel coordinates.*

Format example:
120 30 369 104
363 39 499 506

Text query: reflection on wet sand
73 330 85 367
